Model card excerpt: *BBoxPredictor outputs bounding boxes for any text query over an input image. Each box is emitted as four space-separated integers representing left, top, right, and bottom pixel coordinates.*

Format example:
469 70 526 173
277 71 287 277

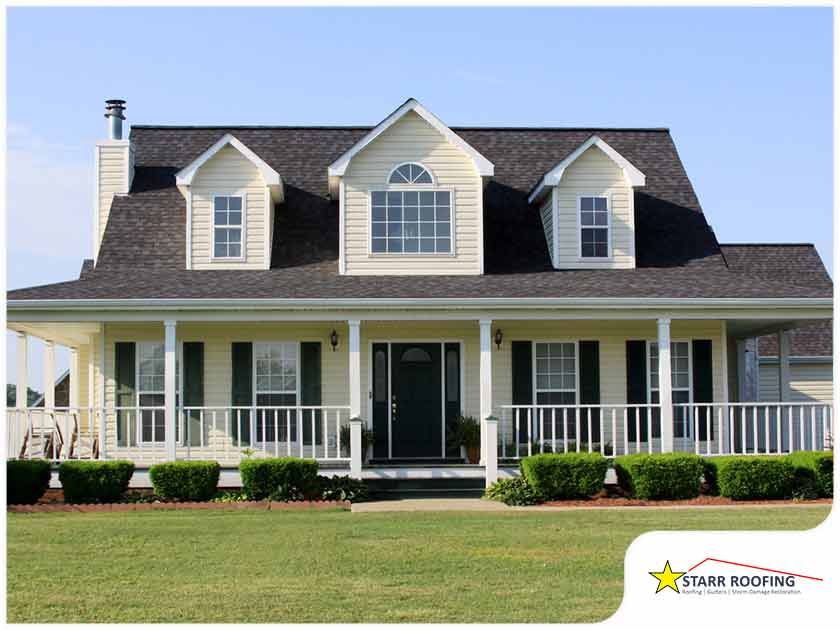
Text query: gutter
6 296 834 312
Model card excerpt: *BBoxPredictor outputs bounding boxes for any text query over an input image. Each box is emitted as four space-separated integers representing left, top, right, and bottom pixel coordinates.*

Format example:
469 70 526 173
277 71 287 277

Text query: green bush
715 456 795 500
7 459 52 504
317 475 369 503
58 460 135 503
239 457 319 500
520 453 608 500
786 451 833 498
149 461 221 501
483 477 541 505
614 453 704 500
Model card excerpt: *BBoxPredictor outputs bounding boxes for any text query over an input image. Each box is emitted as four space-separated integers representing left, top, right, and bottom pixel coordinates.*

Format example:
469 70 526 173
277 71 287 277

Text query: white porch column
657 318 674 453
349 417 363 479
484 416 498 487
347 320 363 477
15 332 28 409
69 348 80 409
348 320 362 419
164 320 177 460
479 319 493 465
43 340 56 411
777 330 791 402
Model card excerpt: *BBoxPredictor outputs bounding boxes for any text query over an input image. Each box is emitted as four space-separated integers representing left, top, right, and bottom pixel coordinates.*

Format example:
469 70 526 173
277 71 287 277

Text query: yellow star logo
649 560 686 594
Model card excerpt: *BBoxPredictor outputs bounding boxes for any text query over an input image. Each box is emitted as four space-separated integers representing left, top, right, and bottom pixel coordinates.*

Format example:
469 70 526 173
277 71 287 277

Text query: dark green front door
391 343 442 458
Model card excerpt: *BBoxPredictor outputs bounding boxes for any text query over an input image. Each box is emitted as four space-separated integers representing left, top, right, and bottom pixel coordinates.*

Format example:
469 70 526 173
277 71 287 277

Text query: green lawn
7 506 828 623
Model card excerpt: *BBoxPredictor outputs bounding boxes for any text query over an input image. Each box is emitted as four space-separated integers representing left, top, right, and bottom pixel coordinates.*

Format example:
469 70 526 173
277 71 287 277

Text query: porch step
365 476 485 499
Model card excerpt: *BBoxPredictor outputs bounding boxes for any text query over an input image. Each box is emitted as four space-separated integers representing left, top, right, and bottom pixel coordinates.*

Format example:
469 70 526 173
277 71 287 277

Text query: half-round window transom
388 163 433 185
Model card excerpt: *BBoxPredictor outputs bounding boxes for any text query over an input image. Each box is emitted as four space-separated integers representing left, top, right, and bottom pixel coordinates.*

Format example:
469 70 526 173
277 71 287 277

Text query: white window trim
210 194 247 262
367 185 457 258
577 194 612 261
135 340 182 446
386 162 436 186
532 340 580 405
647 339 693 440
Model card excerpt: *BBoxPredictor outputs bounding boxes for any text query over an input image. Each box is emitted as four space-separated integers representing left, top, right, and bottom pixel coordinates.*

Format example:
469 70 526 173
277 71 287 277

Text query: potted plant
339 423 376 463
447 415 481 464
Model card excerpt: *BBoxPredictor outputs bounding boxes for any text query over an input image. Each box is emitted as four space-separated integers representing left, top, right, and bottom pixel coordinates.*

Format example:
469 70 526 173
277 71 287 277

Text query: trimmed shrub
786 451 833 498
7 459 52 505
58 460 135 503
149 461 221 501
520 453 608 500
715 456 795 500
614 453 704 500
483 477 541 506
239 457 319 500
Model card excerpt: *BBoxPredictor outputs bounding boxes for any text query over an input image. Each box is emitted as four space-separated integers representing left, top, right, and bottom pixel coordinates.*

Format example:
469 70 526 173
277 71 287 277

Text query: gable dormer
529 136 645 269
328 99 494 276
176 134 283 270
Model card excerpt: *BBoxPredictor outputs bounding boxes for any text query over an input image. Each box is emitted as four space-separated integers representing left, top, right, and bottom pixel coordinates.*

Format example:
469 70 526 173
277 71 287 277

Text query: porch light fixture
329 329 339 352
494 328 503 349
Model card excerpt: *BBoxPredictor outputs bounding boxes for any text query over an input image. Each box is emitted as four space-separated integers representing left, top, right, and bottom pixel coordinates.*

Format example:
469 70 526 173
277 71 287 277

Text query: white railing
5 407 103 461
675 402 832 457
174 406 352 463
498 402 833 459
5 405 352 464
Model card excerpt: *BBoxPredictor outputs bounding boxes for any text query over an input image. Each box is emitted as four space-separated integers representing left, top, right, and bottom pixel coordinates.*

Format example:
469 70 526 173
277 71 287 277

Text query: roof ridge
130 124 671 132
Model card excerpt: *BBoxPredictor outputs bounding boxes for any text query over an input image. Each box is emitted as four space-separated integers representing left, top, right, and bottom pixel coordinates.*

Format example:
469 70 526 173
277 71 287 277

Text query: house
6 98 833 486
758 320 833 405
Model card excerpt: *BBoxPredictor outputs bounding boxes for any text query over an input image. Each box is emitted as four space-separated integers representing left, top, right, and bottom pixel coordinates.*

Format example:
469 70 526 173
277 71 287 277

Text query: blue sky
4 6 833 388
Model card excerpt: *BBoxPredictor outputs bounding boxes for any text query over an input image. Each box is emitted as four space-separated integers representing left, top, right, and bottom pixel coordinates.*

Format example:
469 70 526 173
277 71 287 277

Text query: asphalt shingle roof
758 320 833 358
6 125 833 302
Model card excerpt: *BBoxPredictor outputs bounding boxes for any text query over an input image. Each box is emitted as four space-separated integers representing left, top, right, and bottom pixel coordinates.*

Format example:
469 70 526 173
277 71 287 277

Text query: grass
7 506 828 623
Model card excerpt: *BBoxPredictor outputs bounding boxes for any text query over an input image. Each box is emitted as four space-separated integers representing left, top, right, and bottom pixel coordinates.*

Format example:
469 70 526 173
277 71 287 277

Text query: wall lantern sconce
494 328 503 350
329 329 339 352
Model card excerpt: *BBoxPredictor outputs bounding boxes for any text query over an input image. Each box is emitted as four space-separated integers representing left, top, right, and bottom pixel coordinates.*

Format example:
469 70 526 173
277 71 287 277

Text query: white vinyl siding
191 145 267 269
95 141 133 255
539 193 555 266
343 110 482 275
554 145 635 269
759 361 833 404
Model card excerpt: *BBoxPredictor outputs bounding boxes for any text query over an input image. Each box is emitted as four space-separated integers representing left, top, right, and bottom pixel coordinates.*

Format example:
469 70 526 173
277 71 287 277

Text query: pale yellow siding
554 146 635 269
343 111 482 275
190 145 267 269
96 141 132 253
539 192 555 266
759 361 833 404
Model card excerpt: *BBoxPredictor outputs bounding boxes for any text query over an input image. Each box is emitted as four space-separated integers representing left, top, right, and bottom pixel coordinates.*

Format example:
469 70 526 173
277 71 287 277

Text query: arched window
388 163 433 185
401 347 433 363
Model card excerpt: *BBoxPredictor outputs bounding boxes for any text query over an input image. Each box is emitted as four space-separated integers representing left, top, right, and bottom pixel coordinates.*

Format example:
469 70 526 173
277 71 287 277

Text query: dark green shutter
626 340 648 442
511 341 533 405
300 342 322 445
115 342 135 447
692 339 714 440
183 342 204 446
231 342 252 444
579 341 601 444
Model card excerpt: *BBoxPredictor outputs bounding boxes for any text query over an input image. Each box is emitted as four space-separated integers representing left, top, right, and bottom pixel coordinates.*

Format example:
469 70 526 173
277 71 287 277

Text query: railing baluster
646 408 652 454
694 406 700 454
551 409 556 454
526 408 532 456
741 407 747 454
776 405 782 454
705 406 711 456
623 407 629 456
717 406 724 455
610 408 616 457
586 408 592 454
810 406 817 451
752 406 758 454
635 408 641 454
562 408 568 454
323 411 328 459
764 406 770 454
514 408 520 459
799 410 805 451
539 408 544 453
298 408 304 458
286 410 292 456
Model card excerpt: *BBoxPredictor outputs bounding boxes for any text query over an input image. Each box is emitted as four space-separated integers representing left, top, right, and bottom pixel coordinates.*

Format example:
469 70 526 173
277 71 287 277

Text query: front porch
7 311 833 486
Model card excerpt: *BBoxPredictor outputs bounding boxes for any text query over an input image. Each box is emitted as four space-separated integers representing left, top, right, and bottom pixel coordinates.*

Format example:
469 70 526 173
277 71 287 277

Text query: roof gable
528 135 646 203
327 99 494 186
175 133 283 200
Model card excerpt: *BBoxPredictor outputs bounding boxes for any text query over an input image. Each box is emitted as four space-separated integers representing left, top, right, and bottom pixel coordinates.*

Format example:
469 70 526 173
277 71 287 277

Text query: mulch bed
542 496 832 508
8 500 350 513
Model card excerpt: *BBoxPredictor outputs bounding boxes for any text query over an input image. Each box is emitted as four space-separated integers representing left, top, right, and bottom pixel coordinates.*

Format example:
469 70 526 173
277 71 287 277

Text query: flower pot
466 446 480 464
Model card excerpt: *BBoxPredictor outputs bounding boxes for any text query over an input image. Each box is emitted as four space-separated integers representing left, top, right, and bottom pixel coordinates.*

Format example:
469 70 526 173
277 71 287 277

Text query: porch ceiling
725 317 829 340
7 322 101 347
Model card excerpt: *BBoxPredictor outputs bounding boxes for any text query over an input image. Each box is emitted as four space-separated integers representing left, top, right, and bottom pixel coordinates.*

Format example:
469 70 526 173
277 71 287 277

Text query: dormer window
579 196 609 258
371 164 452 255
213 195 244 259
388 162 433 185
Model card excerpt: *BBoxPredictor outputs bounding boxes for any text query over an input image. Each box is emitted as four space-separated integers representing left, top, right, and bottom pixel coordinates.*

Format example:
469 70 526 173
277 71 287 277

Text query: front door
390 343 442 458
